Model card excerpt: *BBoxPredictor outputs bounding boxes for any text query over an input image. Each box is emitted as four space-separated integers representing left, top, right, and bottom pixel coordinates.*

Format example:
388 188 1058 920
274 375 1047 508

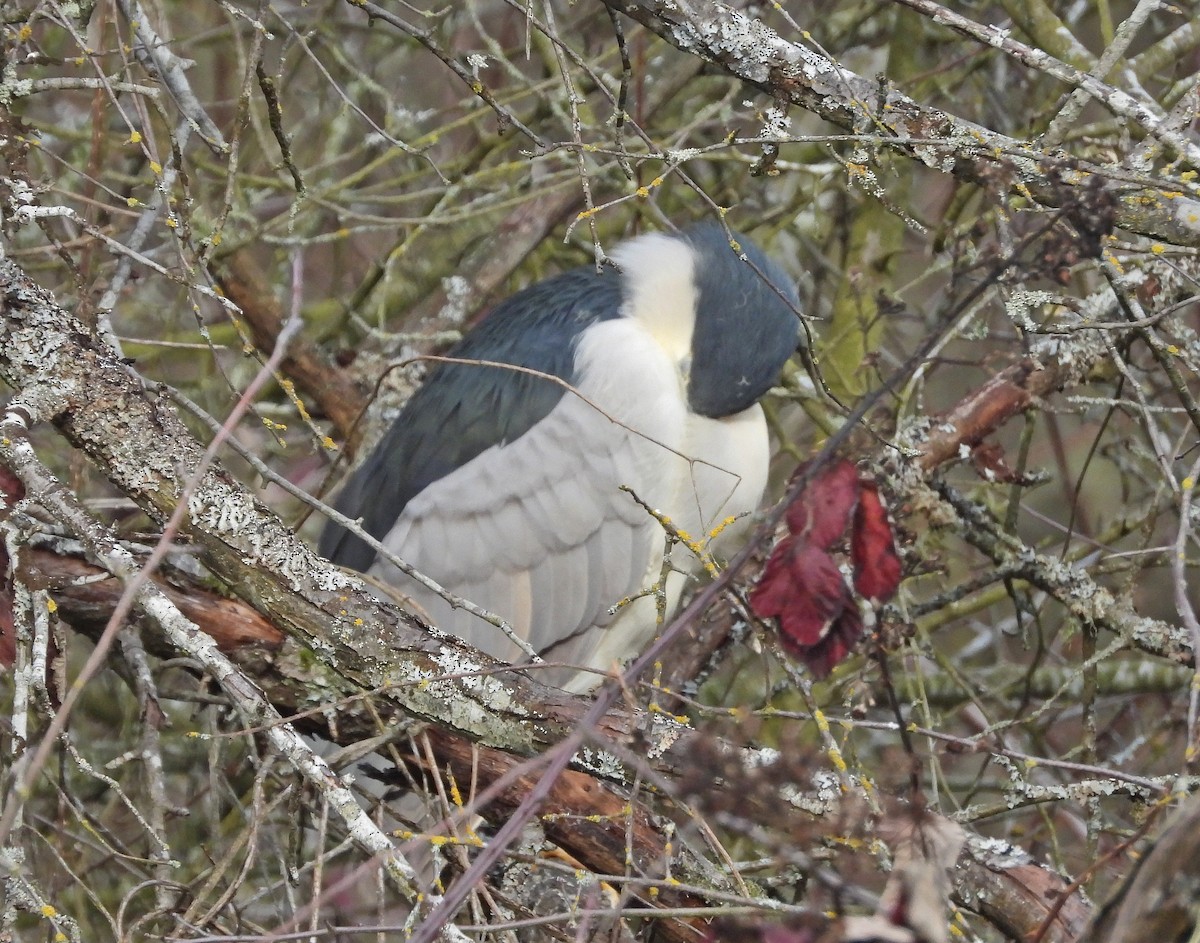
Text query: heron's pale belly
554 403 769 692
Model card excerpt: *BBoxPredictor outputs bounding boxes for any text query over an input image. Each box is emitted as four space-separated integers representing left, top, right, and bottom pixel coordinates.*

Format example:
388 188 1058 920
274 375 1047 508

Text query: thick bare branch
0 256 594 759
214 251 371 445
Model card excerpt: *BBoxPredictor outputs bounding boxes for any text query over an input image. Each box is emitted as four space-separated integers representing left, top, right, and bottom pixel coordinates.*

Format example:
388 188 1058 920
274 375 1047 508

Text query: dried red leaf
0 467 24 508
785 460 859 548
806 607 864 680
750 537 863 679
0 466 21 670
755 462 903 678
0 586 13 670
968 441 1028 484
752 539 847 646
851 480 902 603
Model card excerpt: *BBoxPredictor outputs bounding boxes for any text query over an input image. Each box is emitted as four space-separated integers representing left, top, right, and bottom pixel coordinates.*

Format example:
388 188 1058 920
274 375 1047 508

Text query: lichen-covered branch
0 256 618 762
597 0 1200 246
0 416 448 929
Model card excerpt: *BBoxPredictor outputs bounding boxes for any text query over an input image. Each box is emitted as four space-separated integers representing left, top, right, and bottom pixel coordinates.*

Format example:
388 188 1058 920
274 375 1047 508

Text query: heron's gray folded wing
370 319 690 672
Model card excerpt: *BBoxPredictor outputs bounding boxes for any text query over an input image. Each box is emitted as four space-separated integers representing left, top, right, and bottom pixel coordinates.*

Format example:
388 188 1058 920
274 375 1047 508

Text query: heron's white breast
673 404 770 557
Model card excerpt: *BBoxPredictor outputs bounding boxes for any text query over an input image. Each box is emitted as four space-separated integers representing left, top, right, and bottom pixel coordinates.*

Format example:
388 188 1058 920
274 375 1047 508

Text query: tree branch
597 0 1200 246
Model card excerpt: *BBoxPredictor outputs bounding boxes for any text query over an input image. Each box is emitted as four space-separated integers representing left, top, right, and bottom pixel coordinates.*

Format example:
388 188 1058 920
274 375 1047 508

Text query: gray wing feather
319 266 626 571
370 319 687 669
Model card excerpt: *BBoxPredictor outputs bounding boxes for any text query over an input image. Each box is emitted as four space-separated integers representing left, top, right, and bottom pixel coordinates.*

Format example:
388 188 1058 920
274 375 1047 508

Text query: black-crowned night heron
320 222 800 691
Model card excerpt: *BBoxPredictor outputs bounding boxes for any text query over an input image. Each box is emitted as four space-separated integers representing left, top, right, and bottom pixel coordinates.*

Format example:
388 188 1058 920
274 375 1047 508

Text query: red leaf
0 586 13 670
756 463 902 678
784 460 859 548
851 480 902 602
750 538 862 679
751 540 846 645
0 467 21 670
805 607 863 680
